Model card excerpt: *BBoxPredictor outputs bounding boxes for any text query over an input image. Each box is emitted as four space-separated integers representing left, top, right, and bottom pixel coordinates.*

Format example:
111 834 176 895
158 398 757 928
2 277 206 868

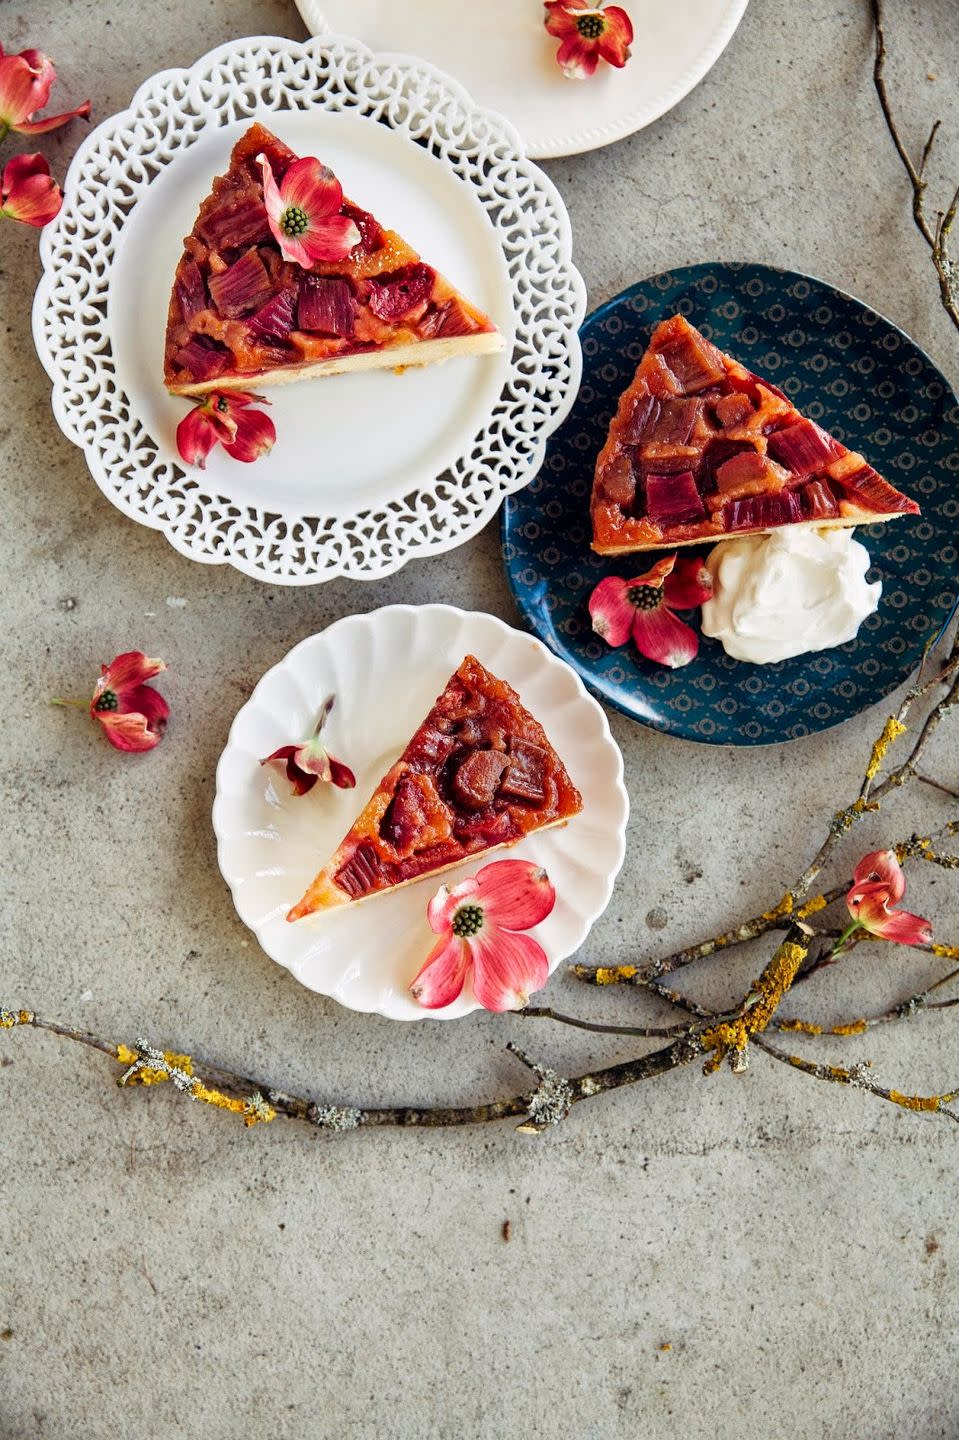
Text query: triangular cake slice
591 314 919 554
164 123 503 396
288 655 583 919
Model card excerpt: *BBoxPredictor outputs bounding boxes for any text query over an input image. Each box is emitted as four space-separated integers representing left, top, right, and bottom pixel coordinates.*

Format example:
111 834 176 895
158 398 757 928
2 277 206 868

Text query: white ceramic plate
295 0 749 158
32 35 585 584
213 605 628 1020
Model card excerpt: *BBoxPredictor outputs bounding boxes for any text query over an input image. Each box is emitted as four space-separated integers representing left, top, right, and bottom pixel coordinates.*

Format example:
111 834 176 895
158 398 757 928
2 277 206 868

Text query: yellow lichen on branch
116 1043 194 1086
591 965 638 985
865 716 907 780
777 1019 824 1036
886 1089 957 1113
796 894 828 919
931 943 959 961
115 1041 276 1127
702 937 809 1074
0 1010 34 1028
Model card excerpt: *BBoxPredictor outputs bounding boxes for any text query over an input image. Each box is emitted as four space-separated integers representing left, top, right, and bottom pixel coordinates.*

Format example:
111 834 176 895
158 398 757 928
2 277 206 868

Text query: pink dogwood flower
543 1 634 79
589 553 712 668
0 45 90 135
257 152 359 269
53 652 169 753
410 859 556 1012
844 850 932 947
176 391 275 468
261 695 356 797
0 151 61 226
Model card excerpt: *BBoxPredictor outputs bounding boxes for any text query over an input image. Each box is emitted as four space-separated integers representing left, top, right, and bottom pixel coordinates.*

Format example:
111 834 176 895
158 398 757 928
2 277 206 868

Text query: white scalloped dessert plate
32 35 585 584
295 0 749 159
213 605 628 1020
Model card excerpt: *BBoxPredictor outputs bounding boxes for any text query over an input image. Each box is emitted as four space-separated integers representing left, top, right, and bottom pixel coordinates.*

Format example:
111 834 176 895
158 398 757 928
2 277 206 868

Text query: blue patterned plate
501 262 959 745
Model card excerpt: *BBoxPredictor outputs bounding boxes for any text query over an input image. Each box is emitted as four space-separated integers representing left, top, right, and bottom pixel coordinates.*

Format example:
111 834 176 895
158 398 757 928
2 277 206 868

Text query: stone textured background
2 2 957 1436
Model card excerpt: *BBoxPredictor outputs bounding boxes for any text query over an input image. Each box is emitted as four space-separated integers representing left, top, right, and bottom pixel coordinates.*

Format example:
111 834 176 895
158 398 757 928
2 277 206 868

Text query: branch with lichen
871 0 959 333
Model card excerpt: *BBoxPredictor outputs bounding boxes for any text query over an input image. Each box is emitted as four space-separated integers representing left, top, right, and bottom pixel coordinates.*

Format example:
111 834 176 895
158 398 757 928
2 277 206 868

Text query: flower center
94 690 118 712
280 204 309 237
452 903 484 939
576 14 605 38
627 584 662 611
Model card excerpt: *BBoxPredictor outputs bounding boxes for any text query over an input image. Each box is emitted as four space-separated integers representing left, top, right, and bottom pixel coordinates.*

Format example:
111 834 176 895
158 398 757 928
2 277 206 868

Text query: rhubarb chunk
297 275 356 337
367 263 435 322
207 248 273 319
767 418 843 476
645 471 706 527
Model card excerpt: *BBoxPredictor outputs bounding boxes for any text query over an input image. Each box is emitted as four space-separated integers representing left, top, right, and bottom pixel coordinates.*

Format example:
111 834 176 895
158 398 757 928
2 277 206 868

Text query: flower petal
94 709 165 753
427 876 479 935
176 405 222 467
0 49 53 127
97 652 166 696
0 158 60 226
15 98 90 134
663 553 713 610
597 5 634 65
117 685 169 730
631 605 700 668
589 575 634 647
279 156 343 220
543 2 581 38
409 933 471 1009
292 736 333 782
471 928 550 1012
554 34 600 79
221 406 276 463
301 213 362 264
852 849 905 903
328 757 356 789
472 859 556 932
851 885 932 946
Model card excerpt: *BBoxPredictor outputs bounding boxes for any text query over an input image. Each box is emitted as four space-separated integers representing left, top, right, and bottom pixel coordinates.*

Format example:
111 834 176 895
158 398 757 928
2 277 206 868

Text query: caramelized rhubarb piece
298 275 356 337
164 122 502 396
591 314 921 553
287 656 582 918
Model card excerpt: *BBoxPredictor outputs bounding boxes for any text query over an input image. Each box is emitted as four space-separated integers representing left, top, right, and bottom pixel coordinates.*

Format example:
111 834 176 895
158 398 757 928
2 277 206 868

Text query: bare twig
871 0 959 331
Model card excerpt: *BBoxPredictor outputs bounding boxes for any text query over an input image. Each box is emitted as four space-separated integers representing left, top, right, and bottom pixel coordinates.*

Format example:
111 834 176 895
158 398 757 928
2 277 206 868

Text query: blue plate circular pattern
501 262 959 745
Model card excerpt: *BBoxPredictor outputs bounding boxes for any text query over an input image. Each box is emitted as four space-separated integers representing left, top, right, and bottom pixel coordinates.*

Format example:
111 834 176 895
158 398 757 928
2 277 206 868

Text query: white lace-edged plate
32 35 586 584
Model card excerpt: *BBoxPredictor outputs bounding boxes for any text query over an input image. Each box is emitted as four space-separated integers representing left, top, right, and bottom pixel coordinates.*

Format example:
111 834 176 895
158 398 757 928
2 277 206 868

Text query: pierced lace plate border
32 35 586 585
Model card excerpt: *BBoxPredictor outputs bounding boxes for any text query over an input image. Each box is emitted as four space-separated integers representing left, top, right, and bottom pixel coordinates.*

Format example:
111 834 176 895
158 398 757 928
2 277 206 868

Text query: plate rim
501 258 959 747
212 602 630 1019
294 0 750 159
31 32 586 585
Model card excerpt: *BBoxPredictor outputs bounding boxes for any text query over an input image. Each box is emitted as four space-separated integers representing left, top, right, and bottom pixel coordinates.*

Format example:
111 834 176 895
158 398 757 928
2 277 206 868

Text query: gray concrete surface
3 1 958 1436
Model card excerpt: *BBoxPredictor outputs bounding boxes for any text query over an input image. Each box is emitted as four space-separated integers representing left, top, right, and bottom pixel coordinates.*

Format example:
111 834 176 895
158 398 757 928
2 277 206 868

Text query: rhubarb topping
591 314 920 552
298 275 357 337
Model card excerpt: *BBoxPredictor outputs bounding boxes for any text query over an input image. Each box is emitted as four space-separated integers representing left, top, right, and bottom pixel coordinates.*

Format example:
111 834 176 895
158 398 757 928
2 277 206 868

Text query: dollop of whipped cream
700 527 882 664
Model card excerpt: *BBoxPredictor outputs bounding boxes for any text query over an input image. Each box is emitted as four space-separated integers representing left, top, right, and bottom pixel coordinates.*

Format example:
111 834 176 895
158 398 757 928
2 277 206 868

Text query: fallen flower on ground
52 651 169 753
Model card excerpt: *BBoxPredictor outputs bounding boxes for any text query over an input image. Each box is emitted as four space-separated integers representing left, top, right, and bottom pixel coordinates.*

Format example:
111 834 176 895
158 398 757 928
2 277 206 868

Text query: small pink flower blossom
0 151 60 226
589 553 712 668
0 45 90 134
261 696 356 797
257 152 360 269
543 1 633 79
410 859 556 1012
176 391 275 468
52 652 170 752
845 850 932 947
